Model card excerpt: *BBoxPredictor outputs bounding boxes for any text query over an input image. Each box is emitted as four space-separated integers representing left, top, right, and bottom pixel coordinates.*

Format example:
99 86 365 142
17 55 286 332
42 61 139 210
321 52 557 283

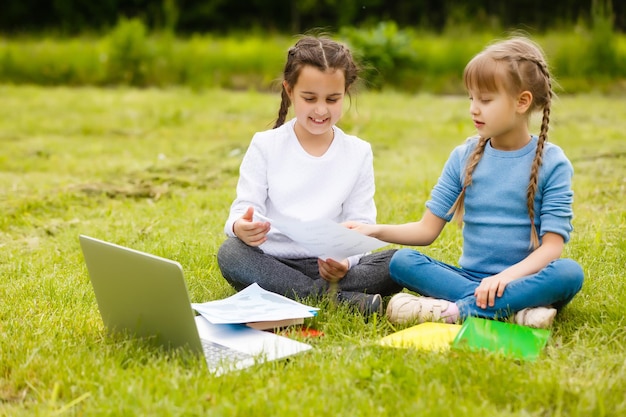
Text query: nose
314 105 327 115
469 100 479 116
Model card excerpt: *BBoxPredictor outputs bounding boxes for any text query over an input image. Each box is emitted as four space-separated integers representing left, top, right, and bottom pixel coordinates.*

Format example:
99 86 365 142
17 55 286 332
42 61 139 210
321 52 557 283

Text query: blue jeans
217 237 402 300
389 248 584 320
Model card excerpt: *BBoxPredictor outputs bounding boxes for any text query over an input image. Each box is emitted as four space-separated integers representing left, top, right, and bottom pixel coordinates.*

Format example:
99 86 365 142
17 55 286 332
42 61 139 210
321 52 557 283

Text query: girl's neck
294 124 335 157
490 129 531 151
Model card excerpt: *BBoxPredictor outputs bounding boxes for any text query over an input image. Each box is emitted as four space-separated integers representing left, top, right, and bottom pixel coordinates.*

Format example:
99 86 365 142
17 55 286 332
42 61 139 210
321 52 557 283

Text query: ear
282 80 292 97
516 91 533 114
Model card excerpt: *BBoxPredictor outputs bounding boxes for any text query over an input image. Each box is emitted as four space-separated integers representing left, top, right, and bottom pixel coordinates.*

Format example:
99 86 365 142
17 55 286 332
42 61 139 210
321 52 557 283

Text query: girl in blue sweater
348 37 584 328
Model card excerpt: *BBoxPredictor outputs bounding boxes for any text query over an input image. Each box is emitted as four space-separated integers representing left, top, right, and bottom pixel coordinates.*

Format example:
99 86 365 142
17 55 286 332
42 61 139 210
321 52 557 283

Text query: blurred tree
0 0 623 35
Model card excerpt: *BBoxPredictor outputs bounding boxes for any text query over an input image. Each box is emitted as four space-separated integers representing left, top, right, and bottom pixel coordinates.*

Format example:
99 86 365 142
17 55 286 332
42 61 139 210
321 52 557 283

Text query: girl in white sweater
217 35 400 315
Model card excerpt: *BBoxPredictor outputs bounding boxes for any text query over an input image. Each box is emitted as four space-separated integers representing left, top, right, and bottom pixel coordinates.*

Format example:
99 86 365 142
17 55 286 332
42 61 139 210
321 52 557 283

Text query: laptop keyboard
201 340 254 364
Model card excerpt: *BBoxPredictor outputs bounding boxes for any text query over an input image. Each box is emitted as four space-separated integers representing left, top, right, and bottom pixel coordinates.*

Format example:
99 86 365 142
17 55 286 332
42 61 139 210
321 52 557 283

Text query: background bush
1 18 625 94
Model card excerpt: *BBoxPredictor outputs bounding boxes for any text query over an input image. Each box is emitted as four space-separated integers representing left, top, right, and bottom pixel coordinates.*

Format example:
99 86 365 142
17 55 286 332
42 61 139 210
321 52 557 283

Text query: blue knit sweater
427 136 574 275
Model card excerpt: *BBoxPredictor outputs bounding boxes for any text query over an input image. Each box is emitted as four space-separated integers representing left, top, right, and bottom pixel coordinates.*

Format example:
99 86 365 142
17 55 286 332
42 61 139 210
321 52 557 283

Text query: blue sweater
427 136 574 275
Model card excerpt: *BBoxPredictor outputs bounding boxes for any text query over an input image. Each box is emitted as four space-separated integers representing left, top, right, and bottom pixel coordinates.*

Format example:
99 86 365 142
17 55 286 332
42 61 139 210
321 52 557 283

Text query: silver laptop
79 235 312 374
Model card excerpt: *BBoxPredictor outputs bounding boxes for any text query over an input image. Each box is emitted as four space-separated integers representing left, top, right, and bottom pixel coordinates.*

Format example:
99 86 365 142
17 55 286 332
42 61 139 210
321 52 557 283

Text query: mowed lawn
1 85 625 416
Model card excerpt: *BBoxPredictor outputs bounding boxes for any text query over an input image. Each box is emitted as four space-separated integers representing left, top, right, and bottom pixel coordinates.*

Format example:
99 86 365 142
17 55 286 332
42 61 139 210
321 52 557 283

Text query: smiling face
284 65 346 143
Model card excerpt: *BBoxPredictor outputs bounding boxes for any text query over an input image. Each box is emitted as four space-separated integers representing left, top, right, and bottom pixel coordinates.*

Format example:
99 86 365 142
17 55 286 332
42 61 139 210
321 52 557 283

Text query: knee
361 248 397 267
389 248 411 273
216 238 232 264
216 238 249 290
554 258 585 293
389 249 426 280
217 237 244 270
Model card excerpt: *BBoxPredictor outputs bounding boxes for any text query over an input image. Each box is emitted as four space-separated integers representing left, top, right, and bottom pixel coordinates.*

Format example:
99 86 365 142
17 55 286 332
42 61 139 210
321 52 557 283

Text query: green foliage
105 17 154 86
587 0 619 76
0 37 106 85
340 22 419 89
162 0 180 34
0 29 625 93
548 0 626 89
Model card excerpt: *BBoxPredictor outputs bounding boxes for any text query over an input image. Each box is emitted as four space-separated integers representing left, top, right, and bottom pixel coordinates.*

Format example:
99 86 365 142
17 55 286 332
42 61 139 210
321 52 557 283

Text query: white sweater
224 118 377 262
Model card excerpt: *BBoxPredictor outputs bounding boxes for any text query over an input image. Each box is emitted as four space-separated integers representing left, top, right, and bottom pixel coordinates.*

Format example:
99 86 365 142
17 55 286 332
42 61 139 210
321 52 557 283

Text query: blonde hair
448 36 554 249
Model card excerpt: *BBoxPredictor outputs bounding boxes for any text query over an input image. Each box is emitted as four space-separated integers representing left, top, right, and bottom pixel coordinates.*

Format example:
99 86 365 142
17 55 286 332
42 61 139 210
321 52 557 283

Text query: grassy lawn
1 85 625 416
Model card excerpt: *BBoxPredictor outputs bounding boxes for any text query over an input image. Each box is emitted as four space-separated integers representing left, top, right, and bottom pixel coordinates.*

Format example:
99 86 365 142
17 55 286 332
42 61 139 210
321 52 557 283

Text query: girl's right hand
342 221 376 236
233 206 270 247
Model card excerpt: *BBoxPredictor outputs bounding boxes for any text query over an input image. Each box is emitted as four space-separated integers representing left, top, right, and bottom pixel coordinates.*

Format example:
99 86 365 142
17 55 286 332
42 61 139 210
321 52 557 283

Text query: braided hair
273 35 359 128
447 37 554 249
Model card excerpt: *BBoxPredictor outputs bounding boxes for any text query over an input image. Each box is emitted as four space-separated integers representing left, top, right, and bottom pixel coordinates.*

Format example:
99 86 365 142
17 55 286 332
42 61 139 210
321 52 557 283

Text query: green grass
1 86 625 416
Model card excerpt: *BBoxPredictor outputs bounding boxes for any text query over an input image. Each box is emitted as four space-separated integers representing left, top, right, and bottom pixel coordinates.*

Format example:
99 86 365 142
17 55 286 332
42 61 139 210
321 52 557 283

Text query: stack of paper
192 283 319 330
254 213 388 261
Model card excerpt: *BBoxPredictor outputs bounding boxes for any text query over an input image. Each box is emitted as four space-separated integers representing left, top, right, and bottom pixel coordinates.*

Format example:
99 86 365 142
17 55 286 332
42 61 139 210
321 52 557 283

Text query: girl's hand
318 258 349 283
473 233 566 309
474 274 514 309
233 206 270 247
342 221 376 236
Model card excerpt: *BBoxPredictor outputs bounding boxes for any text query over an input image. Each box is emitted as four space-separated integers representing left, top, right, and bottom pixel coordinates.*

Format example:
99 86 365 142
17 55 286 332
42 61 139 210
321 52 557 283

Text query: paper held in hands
192 283 319 326
255 213 388 261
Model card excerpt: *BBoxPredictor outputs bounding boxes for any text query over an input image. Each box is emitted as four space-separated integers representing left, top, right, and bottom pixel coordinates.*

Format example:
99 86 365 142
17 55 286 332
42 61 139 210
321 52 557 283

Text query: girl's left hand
318 258 349 283
474 274 514 309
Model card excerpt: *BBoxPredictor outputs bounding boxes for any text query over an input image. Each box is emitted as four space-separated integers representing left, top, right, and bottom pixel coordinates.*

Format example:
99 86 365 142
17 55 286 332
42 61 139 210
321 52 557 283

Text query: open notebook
79 235 312 375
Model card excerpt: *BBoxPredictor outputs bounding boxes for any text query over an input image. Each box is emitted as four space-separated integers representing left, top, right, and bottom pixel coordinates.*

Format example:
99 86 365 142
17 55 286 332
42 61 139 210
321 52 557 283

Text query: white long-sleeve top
224 118 377 264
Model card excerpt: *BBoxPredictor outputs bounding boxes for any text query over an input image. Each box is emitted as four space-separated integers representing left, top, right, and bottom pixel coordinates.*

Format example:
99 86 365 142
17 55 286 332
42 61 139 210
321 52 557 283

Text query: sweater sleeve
338 139 377 268
339 142 377 225
538 146 575 243
426 141 469 221
224 134 268 237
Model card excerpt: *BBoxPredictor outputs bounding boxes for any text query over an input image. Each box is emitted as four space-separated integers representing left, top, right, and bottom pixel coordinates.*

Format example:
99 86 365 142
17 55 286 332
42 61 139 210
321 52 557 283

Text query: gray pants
217 237 402 300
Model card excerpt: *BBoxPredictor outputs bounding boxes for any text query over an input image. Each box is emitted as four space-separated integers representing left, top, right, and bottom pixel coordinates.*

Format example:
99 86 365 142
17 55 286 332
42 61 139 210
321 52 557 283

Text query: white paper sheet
192 283 319 324
255 213 388 261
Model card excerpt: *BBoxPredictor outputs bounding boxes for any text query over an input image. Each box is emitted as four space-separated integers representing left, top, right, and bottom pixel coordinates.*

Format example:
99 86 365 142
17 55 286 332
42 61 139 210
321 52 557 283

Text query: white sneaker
514 307 557 329
386 293 450 324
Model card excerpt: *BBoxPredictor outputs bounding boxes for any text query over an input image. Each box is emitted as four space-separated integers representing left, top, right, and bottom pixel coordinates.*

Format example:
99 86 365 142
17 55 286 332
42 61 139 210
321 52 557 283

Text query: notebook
79 235 312 375
451 317 550 361
379 322 462 351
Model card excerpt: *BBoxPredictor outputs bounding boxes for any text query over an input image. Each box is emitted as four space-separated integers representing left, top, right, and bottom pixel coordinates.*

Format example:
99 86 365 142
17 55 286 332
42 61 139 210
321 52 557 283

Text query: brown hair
273 35 359 128
448 36 554 249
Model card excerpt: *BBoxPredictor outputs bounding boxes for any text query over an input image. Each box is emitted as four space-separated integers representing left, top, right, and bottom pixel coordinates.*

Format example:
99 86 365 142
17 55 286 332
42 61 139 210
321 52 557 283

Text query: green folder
451 317 551 361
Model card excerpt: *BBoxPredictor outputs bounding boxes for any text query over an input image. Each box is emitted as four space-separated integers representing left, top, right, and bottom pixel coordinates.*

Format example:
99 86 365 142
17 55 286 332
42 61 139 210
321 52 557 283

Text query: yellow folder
379 322 462 351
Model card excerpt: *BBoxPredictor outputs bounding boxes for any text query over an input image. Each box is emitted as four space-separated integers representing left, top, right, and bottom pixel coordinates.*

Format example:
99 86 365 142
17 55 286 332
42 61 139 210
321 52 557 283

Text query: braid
526 88 551 249
524 55 552 249
447 136 489 225
273 87 291 128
